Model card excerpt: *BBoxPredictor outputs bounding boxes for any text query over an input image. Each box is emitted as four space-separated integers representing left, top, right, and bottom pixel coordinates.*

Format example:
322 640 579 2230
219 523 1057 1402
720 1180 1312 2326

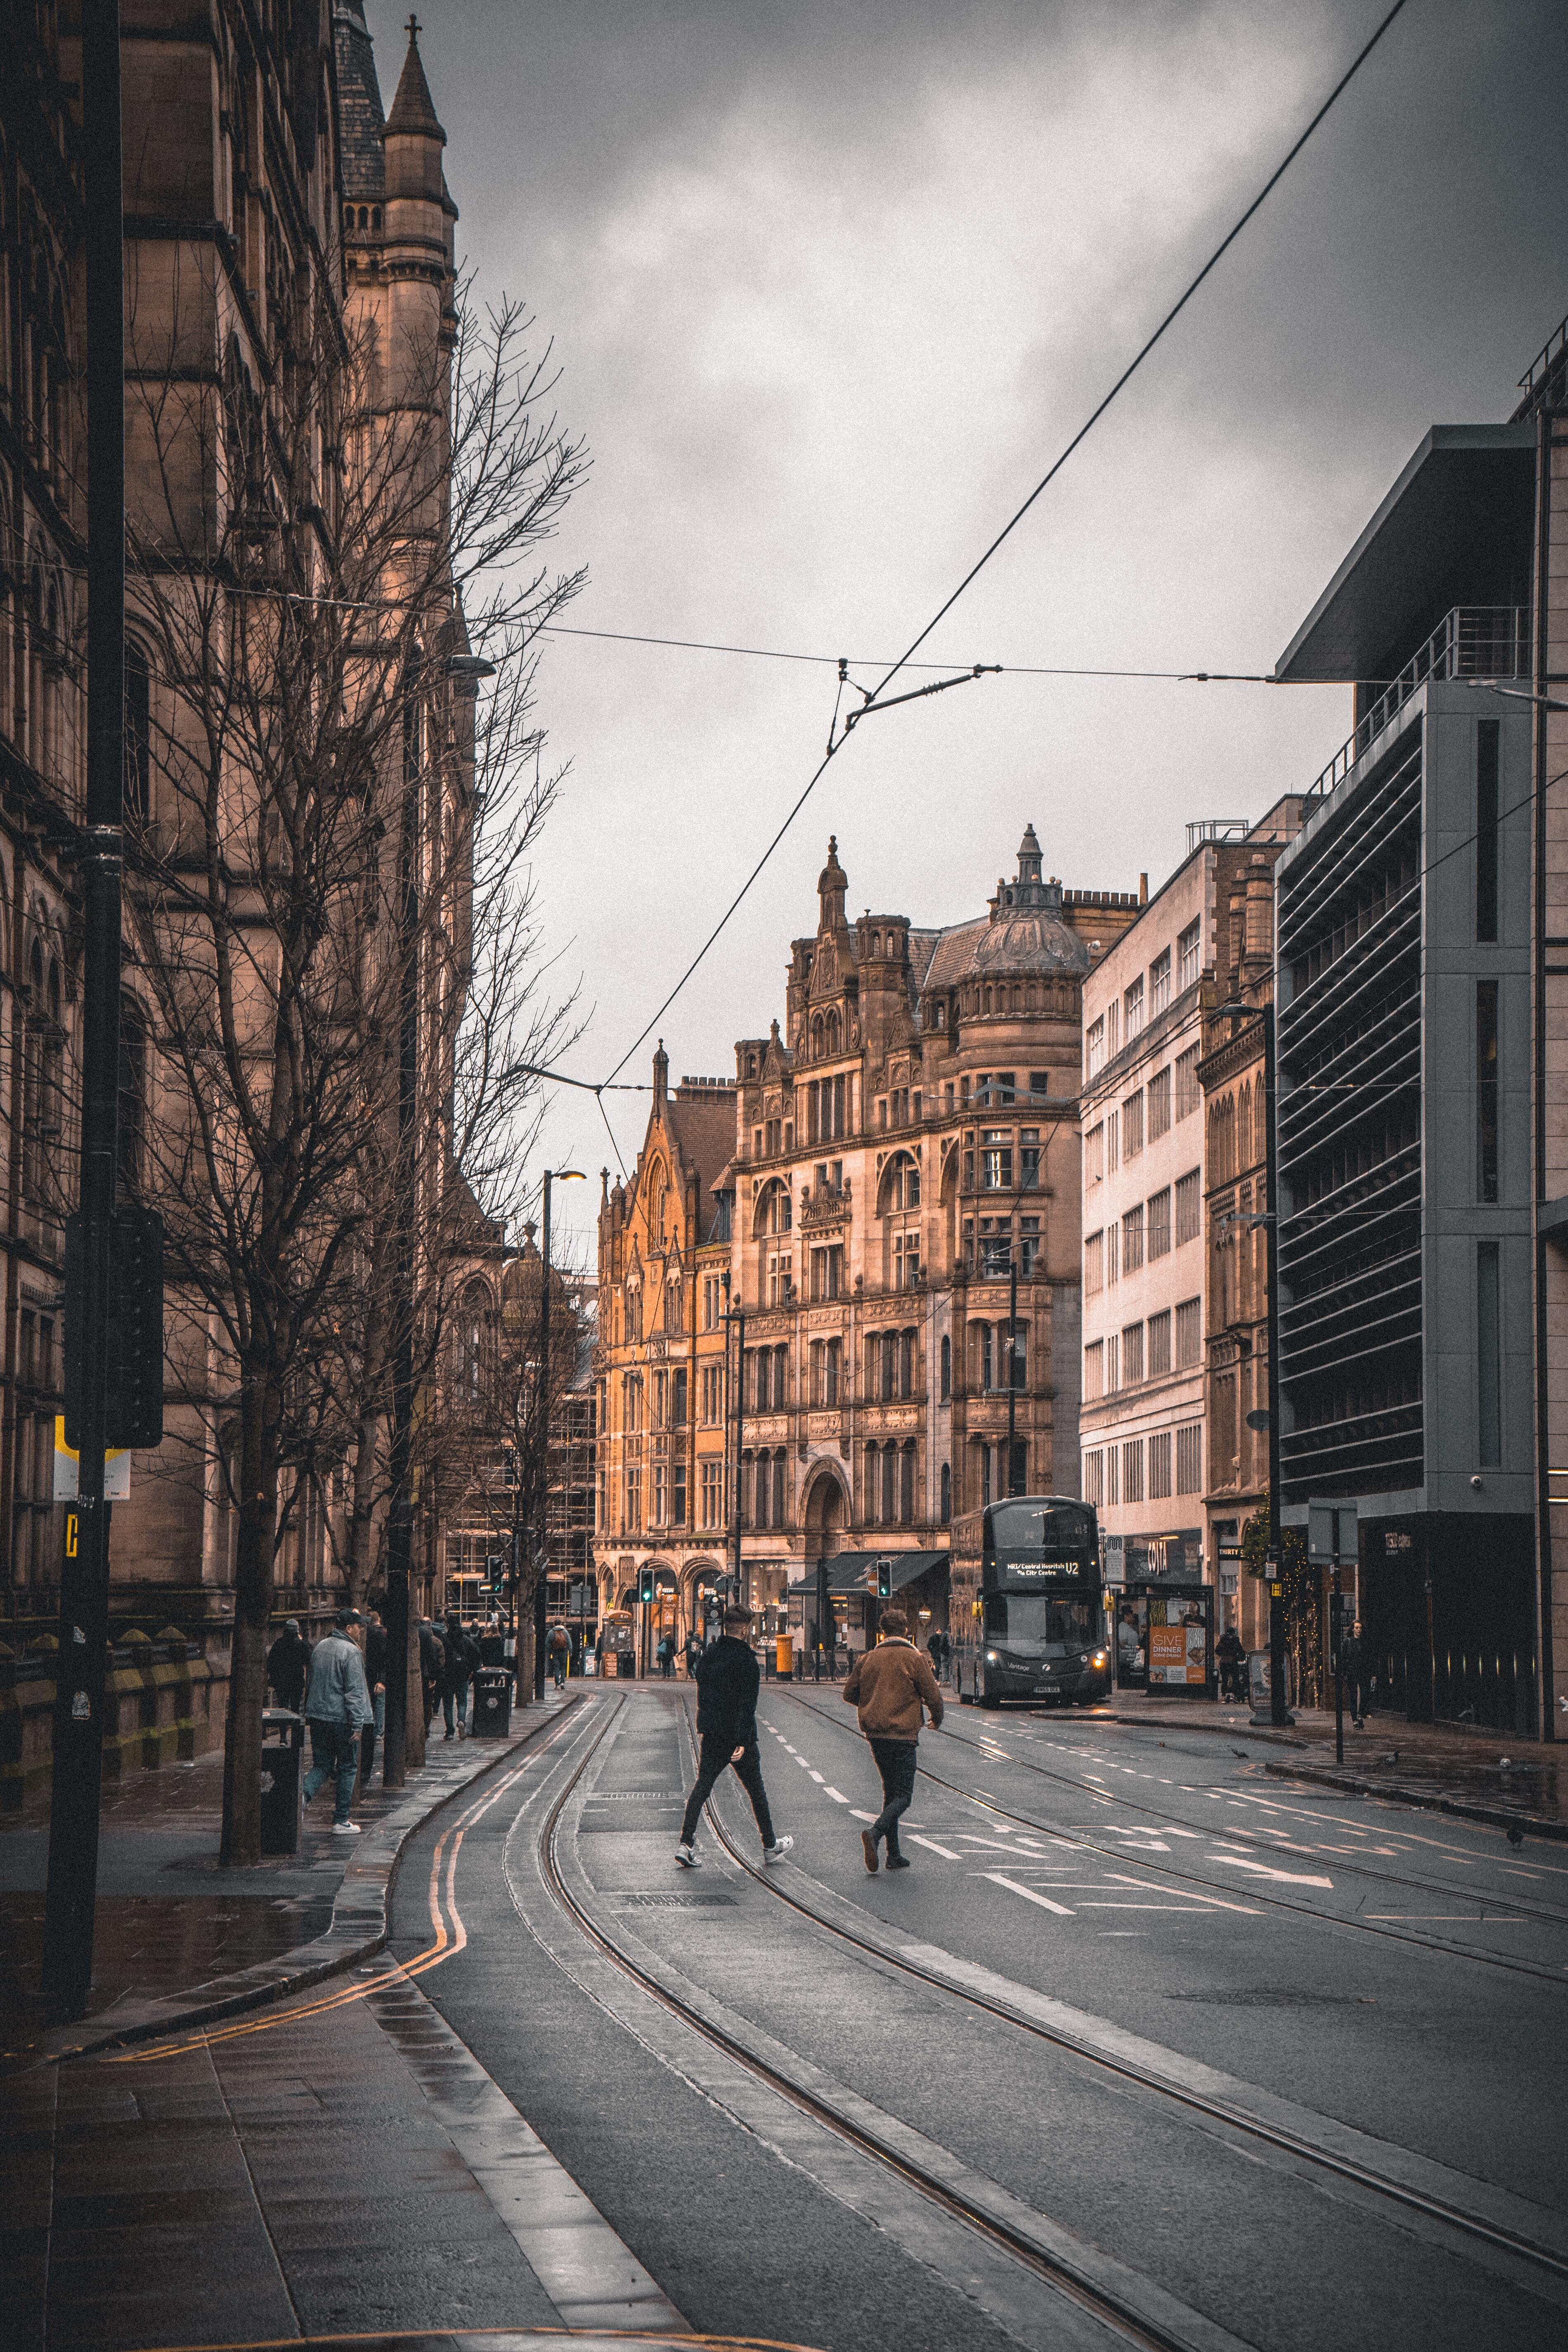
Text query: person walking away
657 1630 676 1681
441 1614 477 1737
1341 1621 1367 1728
419 1618 445 1732
266 1617 310 1714
361 1609 388 1784
302 1608 374 1834
843 1607 943 1873
547 1622 570 1690
1215 1621 1246 1704
676 1607 793 1868
683 1630 701 1678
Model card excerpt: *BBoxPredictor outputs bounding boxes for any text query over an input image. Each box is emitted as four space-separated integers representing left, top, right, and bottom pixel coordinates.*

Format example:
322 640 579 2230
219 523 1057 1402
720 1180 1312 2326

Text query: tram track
534 1690 1226 2352
735 1688 1568 2290
775 1685 1568 1982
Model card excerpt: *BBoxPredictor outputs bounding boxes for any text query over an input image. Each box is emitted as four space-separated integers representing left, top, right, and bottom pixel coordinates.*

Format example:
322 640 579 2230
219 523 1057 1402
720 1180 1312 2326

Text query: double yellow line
106 1721 575 2066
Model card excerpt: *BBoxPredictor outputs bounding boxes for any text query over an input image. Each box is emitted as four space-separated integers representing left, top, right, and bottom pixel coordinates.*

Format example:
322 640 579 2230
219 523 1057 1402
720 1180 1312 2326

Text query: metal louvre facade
1275 723 1425 1505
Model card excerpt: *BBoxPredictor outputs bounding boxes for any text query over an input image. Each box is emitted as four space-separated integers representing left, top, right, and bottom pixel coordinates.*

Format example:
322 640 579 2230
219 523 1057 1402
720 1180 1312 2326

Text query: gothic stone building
593 831 1138 1647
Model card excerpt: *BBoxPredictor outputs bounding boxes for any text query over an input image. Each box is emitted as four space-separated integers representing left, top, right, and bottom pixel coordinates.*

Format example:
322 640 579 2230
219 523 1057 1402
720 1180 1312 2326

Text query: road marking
1366 1914 1529 1924
808 1769 825 1783
906 1832 964 1859
985 1872 1074 1916
1210 1852 1333 1887
824 1787 849 1804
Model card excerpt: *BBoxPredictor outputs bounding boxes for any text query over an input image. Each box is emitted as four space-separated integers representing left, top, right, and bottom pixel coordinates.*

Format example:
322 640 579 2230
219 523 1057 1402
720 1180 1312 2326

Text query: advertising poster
1147 1625 1188 1687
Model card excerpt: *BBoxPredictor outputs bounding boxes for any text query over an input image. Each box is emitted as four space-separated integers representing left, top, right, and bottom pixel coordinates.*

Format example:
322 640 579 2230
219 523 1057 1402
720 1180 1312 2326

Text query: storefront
785 1550 950 1663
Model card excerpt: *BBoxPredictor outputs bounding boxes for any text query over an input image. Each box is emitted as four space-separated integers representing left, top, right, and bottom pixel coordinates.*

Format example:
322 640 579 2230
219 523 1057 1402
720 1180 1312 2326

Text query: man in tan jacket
842 1608 944 1873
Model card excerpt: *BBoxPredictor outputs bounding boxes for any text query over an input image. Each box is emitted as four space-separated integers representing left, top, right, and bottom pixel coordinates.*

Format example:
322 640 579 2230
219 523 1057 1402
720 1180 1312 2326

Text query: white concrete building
1079 813 1297 1588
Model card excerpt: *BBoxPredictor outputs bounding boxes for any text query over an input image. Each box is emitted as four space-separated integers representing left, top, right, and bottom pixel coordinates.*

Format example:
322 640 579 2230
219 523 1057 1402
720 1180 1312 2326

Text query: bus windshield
988 1500 1096 1560
982 1592 1097 1652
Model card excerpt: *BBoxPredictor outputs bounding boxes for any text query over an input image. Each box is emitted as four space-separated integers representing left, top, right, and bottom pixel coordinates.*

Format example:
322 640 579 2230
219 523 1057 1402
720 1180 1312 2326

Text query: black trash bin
260 1708 304 1854
471 1667 512 1737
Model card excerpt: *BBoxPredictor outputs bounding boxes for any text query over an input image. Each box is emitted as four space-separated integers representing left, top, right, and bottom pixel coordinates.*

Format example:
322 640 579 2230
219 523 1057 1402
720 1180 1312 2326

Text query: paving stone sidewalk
0 1696 575 2068
1088 1694 1568 1833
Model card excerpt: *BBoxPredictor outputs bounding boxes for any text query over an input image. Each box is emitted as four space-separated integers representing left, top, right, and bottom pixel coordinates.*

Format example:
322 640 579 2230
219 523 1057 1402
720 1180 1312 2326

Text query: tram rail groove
538 1693 1230 2352
776 1685 1568 1982
745 1690 1568 2290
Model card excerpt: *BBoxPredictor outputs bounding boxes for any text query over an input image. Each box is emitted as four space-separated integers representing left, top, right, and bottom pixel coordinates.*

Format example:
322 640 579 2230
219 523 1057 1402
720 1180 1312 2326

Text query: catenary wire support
840 663 1001 742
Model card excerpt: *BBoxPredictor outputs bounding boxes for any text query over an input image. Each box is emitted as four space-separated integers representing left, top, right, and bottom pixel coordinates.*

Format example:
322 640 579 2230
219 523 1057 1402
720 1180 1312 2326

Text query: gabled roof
665 1088 736 1211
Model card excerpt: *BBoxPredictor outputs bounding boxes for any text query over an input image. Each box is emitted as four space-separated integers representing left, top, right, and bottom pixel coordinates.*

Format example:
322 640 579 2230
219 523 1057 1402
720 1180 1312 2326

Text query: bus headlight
984 1650 999 1664
1090 1650 1108 1668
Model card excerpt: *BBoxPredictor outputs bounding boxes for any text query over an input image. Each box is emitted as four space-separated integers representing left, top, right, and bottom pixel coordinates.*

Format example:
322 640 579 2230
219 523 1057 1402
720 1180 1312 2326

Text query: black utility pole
537 1169 583 1699
41 0 124 2021
381 672 425 1790
1006 1253 1020 1495
1219 996 1293 1731
1260 999 1292 1728
725 1282 745 1610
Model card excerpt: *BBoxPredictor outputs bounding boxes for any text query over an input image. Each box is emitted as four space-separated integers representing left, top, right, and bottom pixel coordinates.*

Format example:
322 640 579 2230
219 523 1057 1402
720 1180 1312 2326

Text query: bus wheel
978 1692 1000 1711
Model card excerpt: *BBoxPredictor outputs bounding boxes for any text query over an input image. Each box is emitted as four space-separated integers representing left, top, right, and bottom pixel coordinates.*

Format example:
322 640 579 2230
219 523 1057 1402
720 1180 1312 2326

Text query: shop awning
787 1550 949 1598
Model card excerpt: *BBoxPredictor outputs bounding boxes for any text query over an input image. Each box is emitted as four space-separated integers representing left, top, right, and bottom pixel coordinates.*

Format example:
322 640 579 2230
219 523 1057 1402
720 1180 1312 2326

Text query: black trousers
868 1736 918 1857
680 1732 776 1848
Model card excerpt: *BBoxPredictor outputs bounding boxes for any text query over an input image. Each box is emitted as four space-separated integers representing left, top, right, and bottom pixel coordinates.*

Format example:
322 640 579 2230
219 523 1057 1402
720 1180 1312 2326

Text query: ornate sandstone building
594 832 1138 1646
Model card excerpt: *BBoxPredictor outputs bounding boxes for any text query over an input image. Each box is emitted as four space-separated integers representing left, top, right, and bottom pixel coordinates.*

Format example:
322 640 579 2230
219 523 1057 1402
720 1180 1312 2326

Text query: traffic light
486 1554 505 1595
64 1207 165 1451
638 1565 655 1605
877 1557 892 1599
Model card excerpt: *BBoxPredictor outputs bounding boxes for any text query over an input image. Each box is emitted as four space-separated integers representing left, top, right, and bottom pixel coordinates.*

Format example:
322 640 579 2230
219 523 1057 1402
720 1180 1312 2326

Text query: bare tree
118 256 585 1863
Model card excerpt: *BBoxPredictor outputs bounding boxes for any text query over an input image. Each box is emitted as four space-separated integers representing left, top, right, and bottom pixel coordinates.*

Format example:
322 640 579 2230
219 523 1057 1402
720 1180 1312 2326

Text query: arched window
753 1178 792 1238
124 639 151 819
458 1279 492 1405
940 1460 952 1524
863 1441 878 1524
881 1443 897 1526
772 1450 786 1530
940 1333 951 1401
880 1151 920 1214
118 995 148 1197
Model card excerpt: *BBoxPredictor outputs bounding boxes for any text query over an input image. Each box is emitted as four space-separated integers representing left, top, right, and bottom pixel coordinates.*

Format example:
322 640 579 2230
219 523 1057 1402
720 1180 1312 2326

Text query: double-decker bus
951 1496 1111 1707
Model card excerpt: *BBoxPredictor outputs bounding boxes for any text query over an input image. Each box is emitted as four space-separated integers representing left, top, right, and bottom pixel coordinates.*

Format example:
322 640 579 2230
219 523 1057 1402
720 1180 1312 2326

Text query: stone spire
383 16 446 205
817 835 848 932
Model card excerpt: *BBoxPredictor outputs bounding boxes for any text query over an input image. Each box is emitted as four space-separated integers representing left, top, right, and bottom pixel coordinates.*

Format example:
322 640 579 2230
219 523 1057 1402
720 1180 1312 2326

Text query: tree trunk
221 1376 279 1866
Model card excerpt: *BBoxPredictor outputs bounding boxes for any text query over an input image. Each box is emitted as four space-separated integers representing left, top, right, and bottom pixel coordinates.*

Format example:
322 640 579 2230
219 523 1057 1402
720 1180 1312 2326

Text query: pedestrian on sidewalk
442 1613 478 1738
266 1617 310 1713
842 1607 943 1874
1341 1621 1367 1727
1216 1621 1246 1704
676 1606 793 1869
548 1622 570 1690
656 1630 675 1681
361 1608 388 1784
302 1608 374 1834
419 1618 445 1732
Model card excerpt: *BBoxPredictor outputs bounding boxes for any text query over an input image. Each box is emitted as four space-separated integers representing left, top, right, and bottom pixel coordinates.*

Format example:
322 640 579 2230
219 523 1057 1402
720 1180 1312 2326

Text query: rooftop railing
1305 607 1527 807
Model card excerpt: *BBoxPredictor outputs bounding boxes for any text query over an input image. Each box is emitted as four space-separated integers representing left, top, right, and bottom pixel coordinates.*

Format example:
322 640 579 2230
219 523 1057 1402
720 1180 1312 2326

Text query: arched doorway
803 1466 849 1561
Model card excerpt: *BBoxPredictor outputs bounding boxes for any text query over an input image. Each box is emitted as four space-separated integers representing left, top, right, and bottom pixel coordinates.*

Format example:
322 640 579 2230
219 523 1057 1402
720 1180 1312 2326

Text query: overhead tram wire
858 0 1414 714
592 0 1412 1088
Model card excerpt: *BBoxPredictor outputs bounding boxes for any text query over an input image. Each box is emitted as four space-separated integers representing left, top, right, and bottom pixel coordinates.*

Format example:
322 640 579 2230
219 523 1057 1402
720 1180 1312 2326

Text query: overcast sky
364 0 1568 1259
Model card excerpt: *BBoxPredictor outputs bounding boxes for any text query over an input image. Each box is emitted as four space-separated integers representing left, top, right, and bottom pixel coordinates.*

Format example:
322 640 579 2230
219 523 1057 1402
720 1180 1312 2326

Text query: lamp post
1006 1251 1020 1495
1218 997 1291 1729
42 0 124 2018
720 1271 745 1618
535 1167 584 1700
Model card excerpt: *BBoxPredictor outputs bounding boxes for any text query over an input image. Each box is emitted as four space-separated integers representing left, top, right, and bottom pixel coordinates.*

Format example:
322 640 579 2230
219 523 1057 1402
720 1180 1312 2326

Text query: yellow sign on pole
53 1418 130 1503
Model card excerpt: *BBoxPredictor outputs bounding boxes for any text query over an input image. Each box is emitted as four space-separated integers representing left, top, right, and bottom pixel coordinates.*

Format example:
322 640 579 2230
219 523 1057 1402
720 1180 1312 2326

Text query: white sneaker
762 1836 794 1865
675 1842 702 1868
332 1820 362 1836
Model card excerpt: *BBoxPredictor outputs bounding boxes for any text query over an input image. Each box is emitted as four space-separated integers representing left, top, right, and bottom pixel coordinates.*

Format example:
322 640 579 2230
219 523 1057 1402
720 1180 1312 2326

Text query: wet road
390 1682 1568 2352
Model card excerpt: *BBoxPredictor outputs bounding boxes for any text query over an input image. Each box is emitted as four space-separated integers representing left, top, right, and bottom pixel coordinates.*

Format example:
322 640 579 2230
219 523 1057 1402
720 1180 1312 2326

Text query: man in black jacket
676 1608 792 1868
266 1619 310 1713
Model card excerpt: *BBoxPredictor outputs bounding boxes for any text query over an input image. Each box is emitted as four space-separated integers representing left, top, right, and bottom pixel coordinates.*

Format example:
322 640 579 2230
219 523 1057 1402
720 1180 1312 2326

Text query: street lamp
534 1167 584 1701
1216 997 1292 1728
720 1270 746 1624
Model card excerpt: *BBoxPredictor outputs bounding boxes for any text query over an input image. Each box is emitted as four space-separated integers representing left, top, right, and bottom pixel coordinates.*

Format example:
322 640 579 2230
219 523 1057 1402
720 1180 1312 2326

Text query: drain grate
1166 1988 1369 2008
615 1889 738 1909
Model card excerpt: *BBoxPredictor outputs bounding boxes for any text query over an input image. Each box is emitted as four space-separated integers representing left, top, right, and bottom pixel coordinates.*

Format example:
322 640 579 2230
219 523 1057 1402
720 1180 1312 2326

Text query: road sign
1308 1499 1358 1566
54 1419 129 1501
